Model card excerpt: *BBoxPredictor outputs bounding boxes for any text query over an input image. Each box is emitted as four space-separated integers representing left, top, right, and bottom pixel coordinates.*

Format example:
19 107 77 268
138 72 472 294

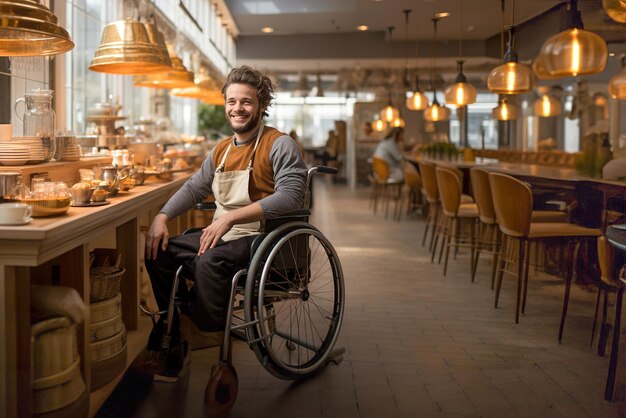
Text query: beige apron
211 125 264 242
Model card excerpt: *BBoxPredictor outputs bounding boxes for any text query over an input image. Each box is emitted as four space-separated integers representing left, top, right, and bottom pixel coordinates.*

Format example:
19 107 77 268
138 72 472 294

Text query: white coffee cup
0 124 11 142
0 203 32 224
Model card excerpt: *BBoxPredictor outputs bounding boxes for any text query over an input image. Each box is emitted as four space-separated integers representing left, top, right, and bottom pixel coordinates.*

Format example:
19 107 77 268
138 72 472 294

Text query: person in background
373 126 405 181
289 129 304 157
143 66 307 382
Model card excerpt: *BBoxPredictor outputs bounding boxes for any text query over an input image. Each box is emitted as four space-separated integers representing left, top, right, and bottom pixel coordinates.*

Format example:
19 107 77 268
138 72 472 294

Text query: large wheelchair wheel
244 222 345 379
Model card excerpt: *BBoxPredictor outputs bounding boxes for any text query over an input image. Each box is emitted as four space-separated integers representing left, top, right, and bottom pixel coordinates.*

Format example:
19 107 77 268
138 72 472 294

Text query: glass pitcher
14 89 56 160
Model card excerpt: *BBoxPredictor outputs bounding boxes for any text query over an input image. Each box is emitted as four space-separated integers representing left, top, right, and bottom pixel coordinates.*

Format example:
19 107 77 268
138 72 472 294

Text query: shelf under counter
0 171 193 418
0 157 112 188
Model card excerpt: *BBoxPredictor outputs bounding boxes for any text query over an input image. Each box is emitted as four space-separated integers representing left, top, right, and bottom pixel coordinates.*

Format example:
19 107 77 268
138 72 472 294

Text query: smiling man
143 66 307 382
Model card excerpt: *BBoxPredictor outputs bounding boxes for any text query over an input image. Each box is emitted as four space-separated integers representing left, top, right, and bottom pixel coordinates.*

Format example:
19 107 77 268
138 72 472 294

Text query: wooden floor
96 180 626 418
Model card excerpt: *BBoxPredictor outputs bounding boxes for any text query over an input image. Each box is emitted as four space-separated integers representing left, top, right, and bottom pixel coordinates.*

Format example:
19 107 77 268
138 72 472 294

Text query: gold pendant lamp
0 0 74 56
602 0 626 24
444 0 477 106
403 9 429 111
171 67 218 100
609 55 626 100
391 117 405 128
534 94 561 117
444 61 477 106
372 118 387 132
492 96 519 120
134 47 195 89
90 2 172 75
406 75 429 110
537 0 607 78
424 17 450 122
532 56 562 80
487 27 533 94
379 26 400 123
424 96 451 122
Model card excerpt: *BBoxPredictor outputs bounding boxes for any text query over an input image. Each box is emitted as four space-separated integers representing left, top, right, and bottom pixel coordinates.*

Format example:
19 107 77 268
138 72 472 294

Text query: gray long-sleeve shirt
159 134 307 220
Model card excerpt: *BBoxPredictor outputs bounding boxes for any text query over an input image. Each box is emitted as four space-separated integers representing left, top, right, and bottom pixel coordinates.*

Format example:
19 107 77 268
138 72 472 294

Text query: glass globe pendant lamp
609 56 626 100
391 117 405 128
444 60 477 106
380 99 399 123
532 56 562 80
424 95 451 122
492 96 520 120
372 118 387 132
534 94 561 117
488 26 533 94
538 0 608 78
406 75 429 110
602 0 626 24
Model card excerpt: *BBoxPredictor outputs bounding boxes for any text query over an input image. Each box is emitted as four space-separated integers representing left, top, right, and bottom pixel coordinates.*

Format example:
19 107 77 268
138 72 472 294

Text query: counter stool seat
527 222 601 239
458 203 479 218
531 210 569 223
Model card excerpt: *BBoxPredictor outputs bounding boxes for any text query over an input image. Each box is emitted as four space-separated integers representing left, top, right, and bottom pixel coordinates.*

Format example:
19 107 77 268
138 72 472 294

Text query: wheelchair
153 166 345 415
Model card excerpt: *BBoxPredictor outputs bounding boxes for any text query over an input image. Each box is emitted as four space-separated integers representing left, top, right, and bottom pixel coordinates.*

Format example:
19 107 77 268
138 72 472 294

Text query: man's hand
198 213 234 255
146 213 169 260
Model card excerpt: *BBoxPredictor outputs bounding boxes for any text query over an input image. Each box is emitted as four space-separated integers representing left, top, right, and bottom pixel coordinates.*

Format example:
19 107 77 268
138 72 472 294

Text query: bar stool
488 172 602 324
371 156 404 220
436 167 479 277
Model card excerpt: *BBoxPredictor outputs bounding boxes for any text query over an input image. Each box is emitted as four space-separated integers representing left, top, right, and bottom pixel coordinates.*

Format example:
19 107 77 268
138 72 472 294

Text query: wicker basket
89 267 124 302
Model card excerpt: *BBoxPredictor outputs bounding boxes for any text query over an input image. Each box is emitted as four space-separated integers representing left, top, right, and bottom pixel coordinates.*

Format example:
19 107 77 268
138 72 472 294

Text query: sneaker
153 340 191 383
180 314 225 351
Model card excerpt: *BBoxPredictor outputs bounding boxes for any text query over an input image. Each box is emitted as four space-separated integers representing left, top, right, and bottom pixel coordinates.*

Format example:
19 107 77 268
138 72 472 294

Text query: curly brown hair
221 66 275 116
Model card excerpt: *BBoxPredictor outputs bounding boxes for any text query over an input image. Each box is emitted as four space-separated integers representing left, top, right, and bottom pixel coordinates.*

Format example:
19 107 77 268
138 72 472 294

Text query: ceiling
224 0 626 91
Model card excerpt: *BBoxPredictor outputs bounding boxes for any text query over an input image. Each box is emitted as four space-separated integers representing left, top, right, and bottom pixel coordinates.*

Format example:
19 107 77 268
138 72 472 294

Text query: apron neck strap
216 124 264 172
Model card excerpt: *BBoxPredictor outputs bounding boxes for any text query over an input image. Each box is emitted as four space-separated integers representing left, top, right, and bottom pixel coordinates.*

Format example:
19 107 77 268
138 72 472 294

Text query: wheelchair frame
156 166 346 413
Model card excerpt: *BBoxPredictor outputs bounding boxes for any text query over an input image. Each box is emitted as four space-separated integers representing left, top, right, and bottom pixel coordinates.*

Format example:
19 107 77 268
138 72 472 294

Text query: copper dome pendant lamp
0 0 74 56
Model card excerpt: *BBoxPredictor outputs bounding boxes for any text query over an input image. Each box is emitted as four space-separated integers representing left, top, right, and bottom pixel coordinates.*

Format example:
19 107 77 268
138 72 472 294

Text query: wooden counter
0 171 193 418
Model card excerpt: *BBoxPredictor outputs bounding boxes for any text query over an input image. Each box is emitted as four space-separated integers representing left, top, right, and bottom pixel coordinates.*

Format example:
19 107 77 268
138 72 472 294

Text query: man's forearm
222 202 265 226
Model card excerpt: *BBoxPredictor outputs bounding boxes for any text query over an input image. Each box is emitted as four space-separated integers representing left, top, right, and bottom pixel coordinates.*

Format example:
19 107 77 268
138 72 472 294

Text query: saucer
70 201 110 207
0 216 32 226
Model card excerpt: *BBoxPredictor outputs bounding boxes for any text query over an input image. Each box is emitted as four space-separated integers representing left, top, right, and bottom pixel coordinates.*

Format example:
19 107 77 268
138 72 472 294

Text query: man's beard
229 108 262 135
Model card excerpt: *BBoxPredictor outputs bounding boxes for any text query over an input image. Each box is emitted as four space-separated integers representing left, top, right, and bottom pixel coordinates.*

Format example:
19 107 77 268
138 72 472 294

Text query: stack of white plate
0 143 31 166
11 137 45 163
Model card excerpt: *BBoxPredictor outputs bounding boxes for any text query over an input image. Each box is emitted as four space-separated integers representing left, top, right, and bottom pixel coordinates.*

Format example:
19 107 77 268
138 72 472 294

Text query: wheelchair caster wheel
204 362 238 416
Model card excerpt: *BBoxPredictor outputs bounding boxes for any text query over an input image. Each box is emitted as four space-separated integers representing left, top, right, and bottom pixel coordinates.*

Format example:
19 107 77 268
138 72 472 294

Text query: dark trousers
145 231 256 332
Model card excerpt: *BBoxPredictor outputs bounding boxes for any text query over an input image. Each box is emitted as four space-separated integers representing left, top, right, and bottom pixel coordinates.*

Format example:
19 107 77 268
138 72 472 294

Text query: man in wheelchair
143 66 308 382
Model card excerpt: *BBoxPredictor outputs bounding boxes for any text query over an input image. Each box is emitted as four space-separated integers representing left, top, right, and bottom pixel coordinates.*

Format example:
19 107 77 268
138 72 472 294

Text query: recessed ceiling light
357 25 369 31
435 11 450 19
261 27 274 33
609 52 616 57
467 25 475 32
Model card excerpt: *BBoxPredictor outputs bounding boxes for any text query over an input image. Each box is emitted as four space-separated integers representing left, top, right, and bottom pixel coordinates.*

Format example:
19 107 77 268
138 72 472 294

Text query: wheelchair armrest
263 209 311 232
195 202 217 211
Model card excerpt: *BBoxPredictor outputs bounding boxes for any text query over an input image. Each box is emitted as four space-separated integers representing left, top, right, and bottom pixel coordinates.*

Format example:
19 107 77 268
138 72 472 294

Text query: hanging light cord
500 0 505 59
431 17 439 94
403 10 411 85
387 26 395 90
458 0 463 60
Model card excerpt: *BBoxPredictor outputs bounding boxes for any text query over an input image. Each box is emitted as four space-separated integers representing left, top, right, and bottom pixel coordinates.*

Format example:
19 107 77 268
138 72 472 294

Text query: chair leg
521 240 531 314
590 287 602 348
598 290 611 357
490 227 501 290
421 203 431 246
494 237 507 309
437 216 449 265
469 220 476 281
605 286 623 401
515 238 526 324
558 240 577 342
443 218 455 276
429 205 440 252
471 223 482 283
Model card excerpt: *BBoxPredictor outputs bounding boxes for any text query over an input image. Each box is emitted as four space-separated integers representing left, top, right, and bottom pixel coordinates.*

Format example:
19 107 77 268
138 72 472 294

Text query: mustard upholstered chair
418 161 440 250
488 172 602 325
371 156 404 220
435 167 479 278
